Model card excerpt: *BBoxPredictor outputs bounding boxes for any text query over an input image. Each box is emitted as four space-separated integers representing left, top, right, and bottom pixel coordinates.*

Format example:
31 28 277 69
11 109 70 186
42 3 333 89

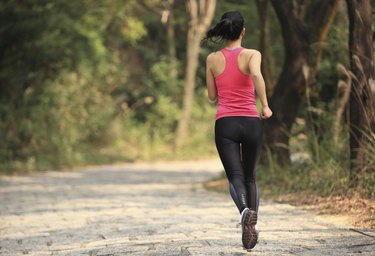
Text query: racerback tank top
214 47 259 120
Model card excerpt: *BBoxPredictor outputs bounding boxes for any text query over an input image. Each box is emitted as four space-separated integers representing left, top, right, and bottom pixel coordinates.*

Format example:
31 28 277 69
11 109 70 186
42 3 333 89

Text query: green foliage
150 56 182 98
0 0 146 172
259 99 374 199
258 113 350 197
103 90 216 161
354 123 375 198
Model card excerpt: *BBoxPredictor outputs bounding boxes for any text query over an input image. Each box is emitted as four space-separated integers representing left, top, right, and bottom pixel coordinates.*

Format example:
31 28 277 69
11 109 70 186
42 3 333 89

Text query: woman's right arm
206 54 218 102
248 50 272 119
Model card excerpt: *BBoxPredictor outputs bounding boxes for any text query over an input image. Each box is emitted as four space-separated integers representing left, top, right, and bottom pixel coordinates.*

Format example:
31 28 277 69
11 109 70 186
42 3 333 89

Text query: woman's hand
260 106 272 119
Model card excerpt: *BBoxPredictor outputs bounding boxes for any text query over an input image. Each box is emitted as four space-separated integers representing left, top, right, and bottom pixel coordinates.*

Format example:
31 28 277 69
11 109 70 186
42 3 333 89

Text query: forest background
1 0 374 202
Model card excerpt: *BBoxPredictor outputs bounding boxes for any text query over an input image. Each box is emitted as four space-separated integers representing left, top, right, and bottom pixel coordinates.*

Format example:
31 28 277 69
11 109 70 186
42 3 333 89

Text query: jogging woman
204 11 272 250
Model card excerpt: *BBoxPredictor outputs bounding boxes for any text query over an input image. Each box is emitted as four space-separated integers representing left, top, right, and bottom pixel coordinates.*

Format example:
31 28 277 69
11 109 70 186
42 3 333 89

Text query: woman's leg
241 117 263 212
215 117 248 213
216 117 262 250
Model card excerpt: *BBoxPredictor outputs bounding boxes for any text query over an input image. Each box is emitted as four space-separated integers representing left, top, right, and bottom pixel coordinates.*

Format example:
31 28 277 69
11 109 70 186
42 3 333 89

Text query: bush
257 104 374 198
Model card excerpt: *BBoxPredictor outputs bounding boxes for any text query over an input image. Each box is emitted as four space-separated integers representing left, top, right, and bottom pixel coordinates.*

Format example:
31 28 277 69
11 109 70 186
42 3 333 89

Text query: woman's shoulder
206 50 225 63
240 48 261 57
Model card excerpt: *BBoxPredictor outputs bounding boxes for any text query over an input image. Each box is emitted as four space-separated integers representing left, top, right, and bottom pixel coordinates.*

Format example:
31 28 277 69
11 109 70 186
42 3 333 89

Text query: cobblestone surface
1 160 374 255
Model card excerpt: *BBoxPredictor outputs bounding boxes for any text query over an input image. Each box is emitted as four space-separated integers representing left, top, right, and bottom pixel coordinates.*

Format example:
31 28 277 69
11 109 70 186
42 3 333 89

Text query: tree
255 0 275 95
175 0 216 148
346 0 375 182
266 0 339 164
139 0 178 83
0 0 146 168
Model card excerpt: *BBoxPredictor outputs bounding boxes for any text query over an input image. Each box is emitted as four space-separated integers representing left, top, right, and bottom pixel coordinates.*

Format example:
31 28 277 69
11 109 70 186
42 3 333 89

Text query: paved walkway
0 160 374 255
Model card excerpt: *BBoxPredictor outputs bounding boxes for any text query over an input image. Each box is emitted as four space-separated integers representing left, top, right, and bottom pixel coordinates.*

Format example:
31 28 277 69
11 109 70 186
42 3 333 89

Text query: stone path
0 160 374 255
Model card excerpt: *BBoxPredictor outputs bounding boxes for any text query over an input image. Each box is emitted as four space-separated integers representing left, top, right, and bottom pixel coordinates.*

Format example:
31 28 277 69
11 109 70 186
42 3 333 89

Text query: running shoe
241 208 258 250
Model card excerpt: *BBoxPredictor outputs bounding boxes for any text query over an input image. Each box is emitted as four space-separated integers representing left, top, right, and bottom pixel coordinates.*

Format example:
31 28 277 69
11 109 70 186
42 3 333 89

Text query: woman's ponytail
204 18 232 42
203 11 244 43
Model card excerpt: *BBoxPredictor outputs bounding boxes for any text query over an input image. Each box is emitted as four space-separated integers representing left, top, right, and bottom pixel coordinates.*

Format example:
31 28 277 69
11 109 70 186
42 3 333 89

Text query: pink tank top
214 47 259 120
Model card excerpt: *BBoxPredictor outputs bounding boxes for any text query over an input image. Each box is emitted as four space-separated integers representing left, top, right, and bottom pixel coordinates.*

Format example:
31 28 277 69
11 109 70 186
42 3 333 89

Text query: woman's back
208 47 259 119
208 48 257 77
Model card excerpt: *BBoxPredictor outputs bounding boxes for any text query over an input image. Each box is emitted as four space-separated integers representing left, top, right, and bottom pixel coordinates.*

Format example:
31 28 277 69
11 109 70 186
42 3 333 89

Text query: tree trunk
312 0 339 77
255 0 275 95
166 0 178 82
267 0 312 164
306 0 340 144
175 0 216 148
266 0 337 164
346 0 375 182
176 30 201 147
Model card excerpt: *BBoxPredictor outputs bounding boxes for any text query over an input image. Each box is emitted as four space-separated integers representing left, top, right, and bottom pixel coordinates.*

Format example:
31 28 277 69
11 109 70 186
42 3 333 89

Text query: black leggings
215 116 263 214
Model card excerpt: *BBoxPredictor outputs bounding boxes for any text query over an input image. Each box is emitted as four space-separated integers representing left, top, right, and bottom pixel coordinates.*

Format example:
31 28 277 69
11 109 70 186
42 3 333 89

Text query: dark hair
204 11 244 42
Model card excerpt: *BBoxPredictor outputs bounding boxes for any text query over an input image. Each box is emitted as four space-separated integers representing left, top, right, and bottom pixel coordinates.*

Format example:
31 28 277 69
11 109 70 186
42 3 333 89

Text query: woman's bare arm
248 50 272 119
206 54 218 102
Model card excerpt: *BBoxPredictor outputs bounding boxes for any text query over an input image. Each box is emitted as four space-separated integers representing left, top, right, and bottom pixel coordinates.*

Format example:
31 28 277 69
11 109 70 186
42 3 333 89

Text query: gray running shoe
241 208 258 250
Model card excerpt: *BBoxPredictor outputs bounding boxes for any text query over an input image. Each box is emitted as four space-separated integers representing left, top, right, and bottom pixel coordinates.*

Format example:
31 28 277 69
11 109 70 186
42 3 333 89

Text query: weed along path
1 160 374 256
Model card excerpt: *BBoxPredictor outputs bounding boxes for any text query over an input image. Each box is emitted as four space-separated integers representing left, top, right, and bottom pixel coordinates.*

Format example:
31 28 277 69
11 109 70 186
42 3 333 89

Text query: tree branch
270 0 309 56
312 0 339 75
307 1 332 34
187 0 198 23
199 0 216 33
139 0 163 16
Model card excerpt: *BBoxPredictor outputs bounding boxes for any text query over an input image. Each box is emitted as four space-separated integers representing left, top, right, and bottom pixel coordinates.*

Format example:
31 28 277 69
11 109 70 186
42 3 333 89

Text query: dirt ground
271 193 375 229
204 179 375 229
1 160 374 255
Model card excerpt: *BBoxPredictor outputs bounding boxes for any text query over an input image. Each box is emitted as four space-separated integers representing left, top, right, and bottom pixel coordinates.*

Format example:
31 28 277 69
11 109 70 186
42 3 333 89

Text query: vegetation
0 1 373 199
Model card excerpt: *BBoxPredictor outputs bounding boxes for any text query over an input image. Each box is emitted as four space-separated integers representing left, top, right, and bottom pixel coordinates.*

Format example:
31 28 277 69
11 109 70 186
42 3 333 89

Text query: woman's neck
224 39 242 50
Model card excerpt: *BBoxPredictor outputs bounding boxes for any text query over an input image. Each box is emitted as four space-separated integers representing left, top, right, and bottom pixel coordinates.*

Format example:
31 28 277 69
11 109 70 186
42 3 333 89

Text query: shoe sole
241 210 258 250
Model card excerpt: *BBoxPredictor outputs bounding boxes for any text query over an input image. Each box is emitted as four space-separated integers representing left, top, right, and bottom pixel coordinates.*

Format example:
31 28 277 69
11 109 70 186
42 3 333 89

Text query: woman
204 11 272 250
